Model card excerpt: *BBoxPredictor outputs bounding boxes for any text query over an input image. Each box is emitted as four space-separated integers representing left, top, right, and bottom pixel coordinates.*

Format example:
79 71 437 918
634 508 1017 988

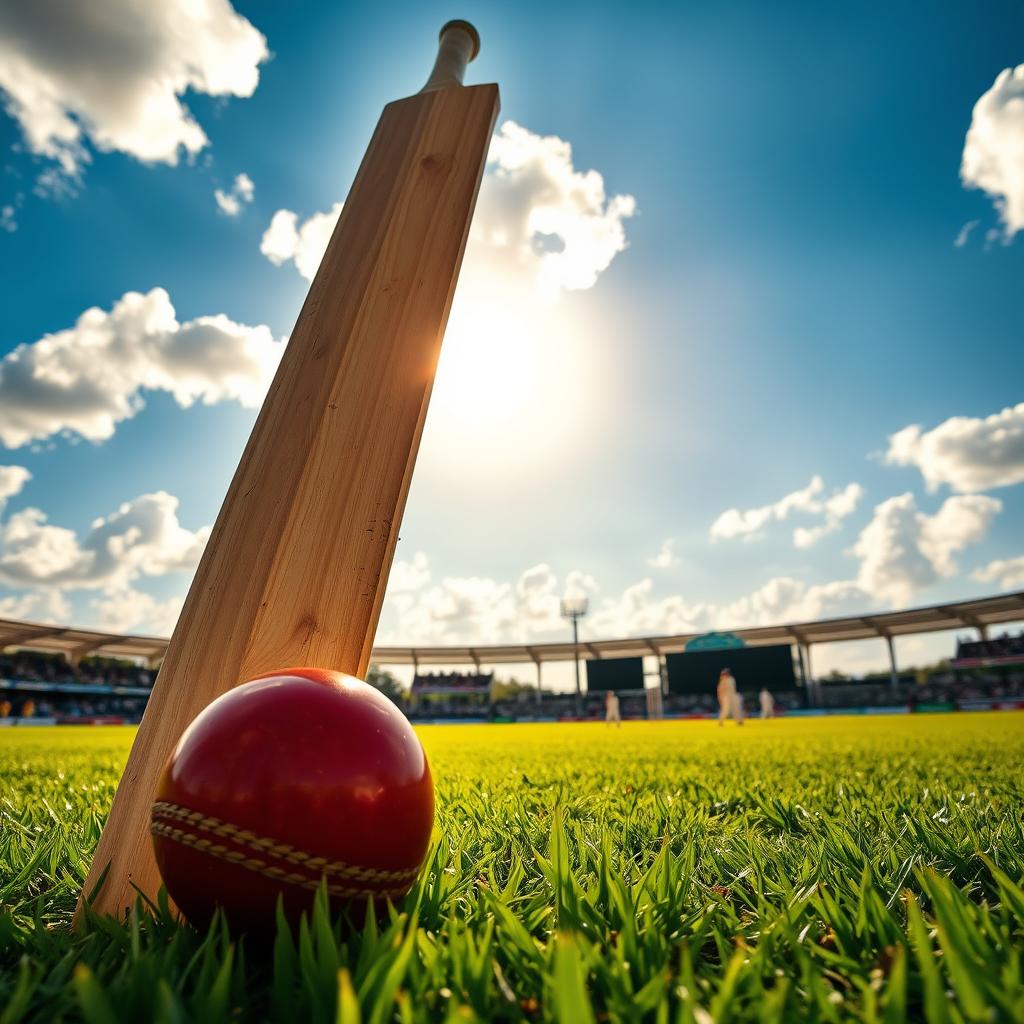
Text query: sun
421 286 599 481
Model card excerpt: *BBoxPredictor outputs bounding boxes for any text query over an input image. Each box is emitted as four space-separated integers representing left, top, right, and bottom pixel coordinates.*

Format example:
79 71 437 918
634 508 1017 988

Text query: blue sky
0 0 1022 677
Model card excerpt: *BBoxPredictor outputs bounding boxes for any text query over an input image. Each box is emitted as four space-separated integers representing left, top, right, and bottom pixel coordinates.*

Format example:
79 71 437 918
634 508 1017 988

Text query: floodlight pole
884 633 899 689
571 615 582 713
527 649 542 706
560 597 588 717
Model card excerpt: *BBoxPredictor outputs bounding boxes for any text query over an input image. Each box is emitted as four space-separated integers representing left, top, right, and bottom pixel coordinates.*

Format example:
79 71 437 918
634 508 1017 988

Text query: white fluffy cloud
89 587 185 635
714 577 867 628
961 65 1024 237
711 476 864 547
380 554 871 647
259 120 636 295
954 220 979 248
382 557 598 645
260 203 344 281
387 551 432 595
710 476 822 541
381 492 1007 649
0 466 30 513
514 563 562 632
852 493 1001 607
0 490 209 591
0 0 268 181
0 287 284 448
0 482 205 633
515 564 598 633
215 172 255 216
972 555 1024 591
885 403 1024 493
388 575 517 646
793 483 867 549
385 562 600 646
475 121 636 296
647 539 677 569
0 589 70 624
586 576 869 639
587 580 706 638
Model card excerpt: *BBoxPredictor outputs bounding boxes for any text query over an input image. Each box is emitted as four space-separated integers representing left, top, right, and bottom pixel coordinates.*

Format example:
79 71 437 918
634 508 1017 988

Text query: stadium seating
955 632 1024 664
3 642 1024 724
0 651 155 723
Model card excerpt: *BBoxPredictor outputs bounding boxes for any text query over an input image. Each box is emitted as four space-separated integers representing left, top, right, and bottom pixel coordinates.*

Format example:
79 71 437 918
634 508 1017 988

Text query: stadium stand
0 650 156 688
2 604 1023 724
411 670 494 694
817 671 1024 711
954 630 1024 667
408 671 493 720
0 651 155 724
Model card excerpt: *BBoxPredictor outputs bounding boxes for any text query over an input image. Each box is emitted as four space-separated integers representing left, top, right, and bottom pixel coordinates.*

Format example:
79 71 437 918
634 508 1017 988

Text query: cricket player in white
759 687 775 718
605 691 622 727
717 668 744 726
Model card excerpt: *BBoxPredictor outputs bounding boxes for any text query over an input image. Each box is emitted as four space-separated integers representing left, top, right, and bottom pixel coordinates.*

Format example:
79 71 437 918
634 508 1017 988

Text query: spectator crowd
0 651 156 688
818 669 1024 709
1 651 155 723
2 640 1023 724
955 630 1024 664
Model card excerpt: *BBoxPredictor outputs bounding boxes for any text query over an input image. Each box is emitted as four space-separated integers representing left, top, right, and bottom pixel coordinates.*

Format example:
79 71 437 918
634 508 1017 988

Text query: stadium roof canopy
0 620 169 664
1 591 1021 667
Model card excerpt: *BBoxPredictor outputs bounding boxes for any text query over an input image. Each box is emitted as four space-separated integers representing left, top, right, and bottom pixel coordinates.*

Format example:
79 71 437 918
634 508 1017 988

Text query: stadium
3 592 1024 725
2 3 1024 1022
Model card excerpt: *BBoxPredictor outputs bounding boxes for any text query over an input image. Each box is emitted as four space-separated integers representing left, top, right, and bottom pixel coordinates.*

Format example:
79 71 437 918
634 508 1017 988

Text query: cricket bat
78 20 499 921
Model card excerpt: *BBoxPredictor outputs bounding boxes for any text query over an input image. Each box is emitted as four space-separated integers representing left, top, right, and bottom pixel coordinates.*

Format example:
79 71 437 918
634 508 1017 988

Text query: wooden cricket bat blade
77 21 499 922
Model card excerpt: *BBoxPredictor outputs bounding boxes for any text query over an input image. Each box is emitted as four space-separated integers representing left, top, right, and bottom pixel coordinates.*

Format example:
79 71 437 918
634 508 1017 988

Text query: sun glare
421 290 599 480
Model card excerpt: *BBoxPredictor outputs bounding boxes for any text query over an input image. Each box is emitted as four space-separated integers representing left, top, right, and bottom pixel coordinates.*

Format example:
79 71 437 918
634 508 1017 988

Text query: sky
0 0 1022 682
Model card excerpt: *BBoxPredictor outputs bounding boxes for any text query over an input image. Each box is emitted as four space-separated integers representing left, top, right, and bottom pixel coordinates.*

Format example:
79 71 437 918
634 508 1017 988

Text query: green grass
2 714 1024 1022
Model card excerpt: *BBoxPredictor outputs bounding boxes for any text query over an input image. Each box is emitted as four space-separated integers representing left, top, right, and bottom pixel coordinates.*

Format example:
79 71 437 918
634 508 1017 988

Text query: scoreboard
586 656 645 692
666 645 796 694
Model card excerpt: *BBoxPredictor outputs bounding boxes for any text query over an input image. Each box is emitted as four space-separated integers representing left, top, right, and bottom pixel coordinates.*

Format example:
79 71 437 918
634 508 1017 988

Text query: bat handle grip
421 20 481 92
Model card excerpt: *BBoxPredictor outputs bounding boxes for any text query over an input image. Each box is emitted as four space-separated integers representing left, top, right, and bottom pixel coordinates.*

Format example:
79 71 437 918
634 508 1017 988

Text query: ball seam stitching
151 801 420 883
149 820 413 900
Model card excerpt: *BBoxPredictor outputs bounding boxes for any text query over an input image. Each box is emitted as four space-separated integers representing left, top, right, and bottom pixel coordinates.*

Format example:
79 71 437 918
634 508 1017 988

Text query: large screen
666 645 796 694
586 656 645 692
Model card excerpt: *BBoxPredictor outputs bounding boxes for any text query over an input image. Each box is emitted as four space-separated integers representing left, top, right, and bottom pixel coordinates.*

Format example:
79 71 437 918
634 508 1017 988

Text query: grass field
2 714 1024 1022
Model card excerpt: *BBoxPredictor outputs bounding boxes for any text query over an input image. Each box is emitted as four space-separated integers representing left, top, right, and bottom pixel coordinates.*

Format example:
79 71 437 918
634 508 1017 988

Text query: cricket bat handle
422 19 481 91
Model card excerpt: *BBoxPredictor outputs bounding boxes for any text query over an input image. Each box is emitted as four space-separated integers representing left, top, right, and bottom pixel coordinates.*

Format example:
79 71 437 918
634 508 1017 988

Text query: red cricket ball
150 668 434 931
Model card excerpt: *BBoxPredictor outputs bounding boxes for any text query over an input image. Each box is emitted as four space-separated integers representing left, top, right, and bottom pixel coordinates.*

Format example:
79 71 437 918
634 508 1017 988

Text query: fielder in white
717 668 745 726
759 687 775 718
605 690 622 727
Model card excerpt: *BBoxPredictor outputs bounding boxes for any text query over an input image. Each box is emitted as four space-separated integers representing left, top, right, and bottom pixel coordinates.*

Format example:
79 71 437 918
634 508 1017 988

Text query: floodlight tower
560 596 589 716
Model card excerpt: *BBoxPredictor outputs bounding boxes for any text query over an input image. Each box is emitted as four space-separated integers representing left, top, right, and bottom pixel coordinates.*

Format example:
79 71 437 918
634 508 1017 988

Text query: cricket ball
150 668 433 930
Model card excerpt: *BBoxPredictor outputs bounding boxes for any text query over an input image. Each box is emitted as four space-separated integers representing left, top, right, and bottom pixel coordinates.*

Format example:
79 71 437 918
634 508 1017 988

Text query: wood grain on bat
78 24 499 921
